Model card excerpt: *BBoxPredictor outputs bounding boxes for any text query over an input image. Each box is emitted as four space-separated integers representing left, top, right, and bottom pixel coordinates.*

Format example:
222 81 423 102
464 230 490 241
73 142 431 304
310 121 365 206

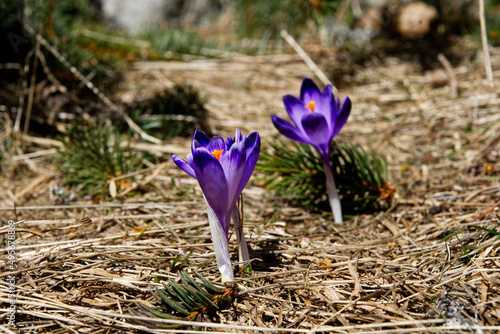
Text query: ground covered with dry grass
1 38 500 333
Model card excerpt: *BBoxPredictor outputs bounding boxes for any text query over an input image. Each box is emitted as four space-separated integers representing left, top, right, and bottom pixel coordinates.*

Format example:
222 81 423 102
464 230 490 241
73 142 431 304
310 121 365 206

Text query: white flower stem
203 196 234 283
232 202 251 274
322 153 343 224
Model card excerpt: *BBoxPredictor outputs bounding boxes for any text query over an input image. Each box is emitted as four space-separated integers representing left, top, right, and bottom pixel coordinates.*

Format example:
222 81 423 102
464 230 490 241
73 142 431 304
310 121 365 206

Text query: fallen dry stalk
479 0 494 87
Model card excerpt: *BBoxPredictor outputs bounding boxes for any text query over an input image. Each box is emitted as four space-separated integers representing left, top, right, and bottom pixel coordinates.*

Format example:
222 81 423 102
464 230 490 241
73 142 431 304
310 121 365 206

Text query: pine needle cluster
127 84 211 140
0 124 12 171
131 270 237 329
256 139 396 215
53 122 143 198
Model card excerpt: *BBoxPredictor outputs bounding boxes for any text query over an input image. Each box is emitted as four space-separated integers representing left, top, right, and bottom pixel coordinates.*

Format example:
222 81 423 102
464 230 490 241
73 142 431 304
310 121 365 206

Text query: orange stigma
212 149 223 161
305 101 315 112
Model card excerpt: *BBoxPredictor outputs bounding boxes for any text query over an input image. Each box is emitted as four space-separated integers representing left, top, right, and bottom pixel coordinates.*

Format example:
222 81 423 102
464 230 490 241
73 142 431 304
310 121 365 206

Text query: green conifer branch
53 122 143 198
256 138 396 214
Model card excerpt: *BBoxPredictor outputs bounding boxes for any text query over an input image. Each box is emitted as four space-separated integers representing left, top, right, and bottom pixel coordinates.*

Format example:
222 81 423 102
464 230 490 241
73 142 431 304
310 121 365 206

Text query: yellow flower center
212 149 223 161
305 101 315 112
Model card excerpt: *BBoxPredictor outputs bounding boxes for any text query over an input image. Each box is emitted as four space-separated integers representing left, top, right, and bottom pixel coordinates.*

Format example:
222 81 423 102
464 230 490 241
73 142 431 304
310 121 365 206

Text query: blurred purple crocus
172 130 260 282
271 78 351 223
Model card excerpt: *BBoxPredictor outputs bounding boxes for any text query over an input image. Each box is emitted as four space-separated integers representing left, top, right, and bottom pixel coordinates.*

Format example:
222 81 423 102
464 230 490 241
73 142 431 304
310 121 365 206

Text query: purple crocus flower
271 78 351 223
172 130 260 282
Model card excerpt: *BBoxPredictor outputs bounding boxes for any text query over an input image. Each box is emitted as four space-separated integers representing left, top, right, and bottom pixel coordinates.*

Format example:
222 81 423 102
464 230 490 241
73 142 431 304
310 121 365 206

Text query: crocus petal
172 155 196 178
236 132 260 197
219 140 247 211
271 115 309 144
205 198 234 283
186 153 194 166
282 95 308 129
191 149 229 229
244 132 261 161
235 129 243 142
225 129 242 149
300 78 322 105
318 85 334 128
192 130 210 150
301 112 331 155
207 135 225 153
332 97 351 137
225 135 235 149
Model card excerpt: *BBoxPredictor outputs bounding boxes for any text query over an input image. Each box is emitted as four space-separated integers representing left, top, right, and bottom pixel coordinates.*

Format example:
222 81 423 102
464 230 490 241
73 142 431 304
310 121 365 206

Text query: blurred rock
100 0 222 35
393 1 439 39
355 1 443 41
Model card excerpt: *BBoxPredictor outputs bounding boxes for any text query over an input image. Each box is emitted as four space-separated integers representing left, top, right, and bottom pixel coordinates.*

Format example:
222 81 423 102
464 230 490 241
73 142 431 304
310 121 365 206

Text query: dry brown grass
1 39 499 333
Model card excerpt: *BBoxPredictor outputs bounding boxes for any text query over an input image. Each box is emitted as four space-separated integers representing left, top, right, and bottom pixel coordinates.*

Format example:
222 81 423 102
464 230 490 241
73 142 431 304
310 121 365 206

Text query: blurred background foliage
3 0 497 65
232 0 341 39
126 84 212 141
1 0 499 80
